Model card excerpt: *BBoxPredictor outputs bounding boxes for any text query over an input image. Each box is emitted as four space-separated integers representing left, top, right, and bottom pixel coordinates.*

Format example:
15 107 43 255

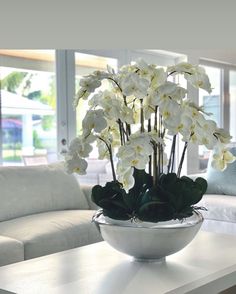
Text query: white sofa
0 163 102 267
198 194 236 235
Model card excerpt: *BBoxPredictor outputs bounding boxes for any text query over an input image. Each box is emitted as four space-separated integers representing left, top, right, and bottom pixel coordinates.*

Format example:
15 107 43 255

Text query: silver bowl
93 211 203 261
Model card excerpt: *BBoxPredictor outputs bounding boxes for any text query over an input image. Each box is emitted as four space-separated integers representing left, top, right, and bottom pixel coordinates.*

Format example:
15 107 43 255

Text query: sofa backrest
0 163 89 222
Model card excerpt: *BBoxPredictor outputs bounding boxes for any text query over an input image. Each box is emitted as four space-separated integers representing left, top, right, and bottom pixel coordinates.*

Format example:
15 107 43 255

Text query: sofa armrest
81 184 99 210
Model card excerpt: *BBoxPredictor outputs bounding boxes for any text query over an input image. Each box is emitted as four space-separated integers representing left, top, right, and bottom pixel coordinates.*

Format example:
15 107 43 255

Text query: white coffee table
0 231 235 294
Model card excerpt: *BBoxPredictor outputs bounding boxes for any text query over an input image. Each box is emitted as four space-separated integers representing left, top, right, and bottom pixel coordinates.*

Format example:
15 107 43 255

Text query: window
0 50 57 166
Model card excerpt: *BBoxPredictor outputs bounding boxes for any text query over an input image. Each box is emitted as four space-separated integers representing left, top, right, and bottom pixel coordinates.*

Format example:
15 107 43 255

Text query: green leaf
195 177 208 194
137 201 174 222
103 208 131 220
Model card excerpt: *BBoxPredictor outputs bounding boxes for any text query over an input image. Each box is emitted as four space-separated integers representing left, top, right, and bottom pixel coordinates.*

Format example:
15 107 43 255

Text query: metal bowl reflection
93 211 203 261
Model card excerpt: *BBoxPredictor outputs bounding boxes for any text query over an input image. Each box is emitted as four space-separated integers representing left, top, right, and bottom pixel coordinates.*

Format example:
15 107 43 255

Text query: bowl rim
92 210 203 230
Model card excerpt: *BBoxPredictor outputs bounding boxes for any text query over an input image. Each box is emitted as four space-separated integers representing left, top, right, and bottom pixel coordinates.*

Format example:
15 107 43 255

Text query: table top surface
0 231 235 294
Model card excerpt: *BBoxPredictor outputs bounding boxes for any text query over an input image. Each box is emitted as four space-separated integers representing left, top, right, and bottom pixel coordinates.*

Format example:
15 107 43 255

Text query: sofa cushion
206 147 236 195
0 163 89 221
0 210 102 260
0 236 24 266
201 219 236 235
198 194 236 223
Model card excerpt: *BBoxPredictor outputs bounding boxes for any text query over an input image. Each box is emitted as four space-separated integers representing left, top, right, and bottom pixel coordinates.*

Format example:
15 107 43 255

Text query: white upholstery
198 194 236 235
0 236 24 266
0 164 103 266
0 210 102 260
201 219 236 236
198 194 236 223
189 173 236 235
0 163 89 222
82 184 99 210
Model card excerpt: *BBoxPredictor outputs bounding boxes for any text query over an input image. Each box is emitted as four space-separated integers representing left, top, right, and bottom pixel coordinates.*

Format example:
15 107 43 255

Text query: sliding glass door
0 50 57 166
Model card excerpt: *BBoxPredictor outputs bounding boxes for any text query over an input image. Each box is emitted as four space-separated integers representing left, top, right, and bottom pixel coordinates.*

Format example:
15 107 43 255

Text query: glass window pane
0 50 57 166
198 65 222 172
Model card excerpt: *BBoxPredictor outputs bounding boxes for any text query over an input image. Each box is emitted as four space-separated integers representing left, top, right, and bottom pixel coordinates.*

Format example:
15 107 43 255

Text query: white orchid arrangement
65 59 235 222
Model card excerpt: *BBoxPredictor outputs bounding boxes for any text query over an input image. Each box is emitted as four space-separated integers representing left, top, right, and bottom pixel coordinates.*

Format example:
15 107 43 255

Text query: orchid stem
177 141 188 177
148 119 152 175
140 99 144 133
98 137 116 181
109 146 117 181
167 135 176 173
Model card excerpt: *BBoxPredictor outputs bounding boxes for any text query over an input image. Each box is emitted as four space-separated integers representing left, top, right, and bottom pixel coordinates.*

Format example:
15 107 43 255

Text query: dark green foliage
91 169 207 222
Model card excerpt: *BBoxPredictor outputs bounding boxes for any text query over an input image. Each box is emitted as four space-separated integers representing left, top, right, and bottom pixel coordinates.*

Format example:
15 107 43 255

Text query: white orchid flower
102 99 121 121
158 81 177 96
116 133 152 174
183 102 206 125
187 101 212 116
74 88 90 108
167 62 195 75
124 154 149 170
116 161 131 176
152 81 178 108
211 148 236 171
150 67 167 89
168 63 212 93
118 167 135 193
117 145 135 159
65 154 88 175
201 136 218 150
68 137 93 158
119 105 135 124
135 59 153 79
82 109 107 136
79 76 101 93
146 88 159 106
117 161 135 191
119 64 137 76
68 59 236 192
170 86 187 101
97 139 110 160
165 113 192 138
93 70 112 79
193 119 217 149
129 133 153 154
186 66 212 93
214 128 232 144
121 73 149 98
88 92 103 108
199 119 217 132
160 99 180 121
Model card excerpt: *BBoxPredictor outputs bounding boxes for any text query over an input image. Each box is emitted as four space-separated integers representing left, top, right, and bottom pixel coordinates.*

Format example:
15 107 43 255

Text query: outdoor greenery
1 71 56 159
